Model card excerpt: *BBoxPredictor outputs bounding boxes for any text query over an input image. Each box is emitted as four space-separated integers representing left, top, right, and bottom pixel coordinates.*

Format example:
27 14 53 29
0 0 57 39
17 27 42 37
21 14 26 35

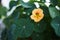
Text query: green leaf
57 0 60 7
11 7 21 19
50 0 58 6
7 24 17 40
40 0 46 2
1 29 8 40
30 0 45 3
40 6 51 24
33 20 47 33
13 18 34 38
49 6 60 19
19 0 33 8
9 1 17 10
51 16 60 36
31 32 45 40
4 18 13 29
11 0 15 1
0 5 7 16
24 4 36 15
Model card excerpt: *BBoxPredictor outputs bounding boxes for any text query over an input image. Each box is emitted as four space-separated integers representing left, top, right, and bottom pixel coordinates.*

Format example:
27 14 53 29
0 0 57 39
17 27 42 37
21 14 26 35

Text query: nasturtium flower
30 8 44 22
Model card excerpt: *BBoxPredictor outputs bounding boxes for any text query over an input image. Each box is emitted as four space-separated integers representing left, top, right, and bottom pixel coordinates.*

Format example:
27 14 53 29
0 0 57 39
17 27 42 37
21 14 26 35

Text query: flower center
36 13 39 16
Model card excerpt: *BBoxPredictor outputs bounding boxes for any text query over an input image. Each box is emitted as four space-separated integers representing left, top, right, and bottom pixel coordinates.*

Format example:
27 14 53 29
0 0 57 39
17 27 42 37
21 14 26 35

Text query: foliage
0 0 60 40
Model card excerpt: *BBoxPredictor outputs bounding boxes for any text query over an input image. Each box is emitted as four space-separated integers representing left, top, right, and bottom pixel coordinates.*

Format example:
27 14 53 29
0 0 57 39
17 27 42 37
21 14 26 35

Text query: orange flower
30 8 44 22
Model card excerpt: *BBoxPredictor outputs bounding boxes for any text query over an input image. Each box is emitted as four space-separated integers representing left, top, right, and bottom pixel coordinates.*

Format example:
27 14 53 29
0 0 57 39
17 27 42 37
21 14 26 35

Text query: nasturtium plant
0 0 60 40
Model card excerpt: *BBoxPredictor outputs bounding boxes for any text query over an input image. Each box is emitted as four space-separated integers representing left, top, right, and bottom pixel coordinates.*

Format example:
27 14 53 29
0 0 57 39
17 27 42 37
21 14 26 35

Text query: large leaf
13 18 34 38
49 6 60 19
51 16 60 36
33 20 47 33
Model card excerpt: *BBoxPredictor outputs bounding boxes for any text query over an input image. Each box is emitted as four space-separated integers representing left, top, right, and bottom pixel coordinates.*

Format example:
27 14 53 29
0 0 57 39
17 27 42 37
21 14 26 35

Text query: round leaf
14 18 34 38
